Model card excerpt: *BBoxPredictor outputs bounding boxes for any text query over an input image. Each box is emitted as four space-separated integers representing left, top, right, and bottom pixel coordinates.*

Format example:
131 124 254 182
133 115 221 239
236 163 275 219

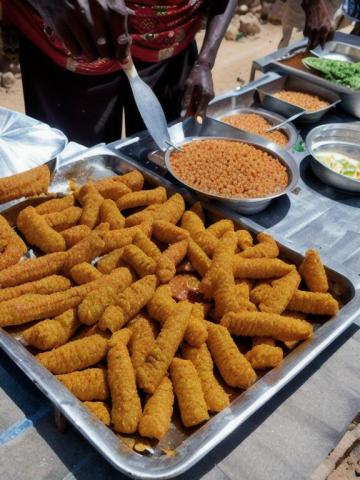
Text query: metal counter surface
1 92 360 479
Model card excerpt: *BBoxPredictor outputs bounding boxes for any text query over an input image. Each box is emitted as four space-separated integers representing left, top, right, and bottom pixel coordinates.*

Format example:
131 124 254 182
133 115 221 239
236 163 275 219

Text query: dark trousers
19 36 197 146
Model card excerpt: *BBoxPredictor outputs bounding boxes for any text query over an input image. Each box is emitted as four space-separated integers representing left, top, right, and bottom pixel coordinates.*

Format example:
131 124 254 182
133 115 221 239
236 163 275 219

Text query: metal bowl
306 123 360 193
165 136 299 215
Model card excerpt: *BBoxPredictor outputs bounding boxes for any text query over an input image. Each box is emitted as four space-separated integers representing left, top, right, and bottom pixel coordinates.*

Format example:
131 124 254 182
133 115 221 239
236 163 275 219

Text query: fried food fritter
287 290 339 315
43 206 82 232
128 315 156 371
0 214 28 271
239 232 279 259
99 199 125 229
245 344 283 370
57 368 109 401
35 195 74 215
0 164 50 204
60 225 92 248
78 183 104 229
84 401 111 425
299 249 329 293
0 274 70 303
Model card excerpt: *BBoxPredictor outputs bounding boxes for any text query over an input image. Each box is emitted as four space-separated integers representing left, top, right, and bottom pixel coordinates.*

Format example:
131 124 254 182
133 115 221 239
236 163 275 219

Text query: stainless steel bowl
306 123 360 193
165 136 299 215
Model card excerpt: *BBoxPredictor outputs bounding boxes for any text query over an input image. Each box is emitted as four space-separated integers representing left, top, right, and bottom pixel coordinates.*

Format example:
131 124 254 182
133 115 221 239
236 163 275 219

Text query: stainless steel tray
0 150 359 480
257 75 341 123
207 88 298 150
311 41 360 63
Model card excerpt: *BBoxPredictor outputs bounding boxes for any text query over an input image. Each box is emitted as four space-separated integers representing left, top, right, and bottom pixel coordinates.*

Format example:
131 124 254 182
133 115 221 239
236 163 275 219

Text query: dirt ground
0 23 283 115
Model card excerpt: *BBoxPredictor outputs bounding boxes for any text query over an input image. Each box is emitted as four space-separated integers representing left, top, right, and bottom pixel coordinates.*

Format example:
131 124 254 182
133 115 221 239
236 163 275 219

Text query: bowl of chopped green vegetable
303 57 360 91
306 123 360 193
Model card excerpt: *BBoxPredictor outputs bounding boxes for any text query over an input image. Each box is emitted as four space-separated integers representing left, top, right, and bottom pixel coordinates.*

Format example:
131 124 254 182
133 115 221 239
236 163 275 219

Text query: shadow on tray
300 157 360 208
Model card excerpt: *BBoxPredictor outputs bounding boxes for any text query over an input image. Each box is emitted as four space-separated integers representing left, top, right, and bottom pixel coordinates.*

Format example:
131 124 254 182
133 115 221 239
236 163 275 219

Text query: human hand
182 62 214 122
302 0 334 49
35 0 131 61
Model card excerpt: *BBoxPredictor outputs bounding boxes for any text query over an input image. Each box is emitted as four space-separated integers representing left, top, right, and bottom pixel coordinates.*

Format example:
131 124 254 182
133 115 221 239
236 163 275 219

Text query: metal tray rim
0 148 359 479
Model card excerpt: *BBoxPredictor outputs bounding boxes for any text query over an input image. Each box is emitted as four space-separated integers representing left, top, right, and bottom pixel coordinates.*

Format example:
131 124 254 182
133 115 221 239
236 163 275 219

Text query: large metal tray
0 150 359 480
311 41 360 63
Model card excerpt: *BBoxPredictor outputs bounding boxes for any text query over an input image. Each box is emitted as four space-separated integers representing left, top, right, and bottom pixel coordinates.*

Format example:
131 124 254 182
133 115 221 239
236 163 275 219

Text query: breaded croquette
287 290 339 315
83 401 111 425
35 195 74 215
57 368 109 401
137 301 192 393
96 248 124 274
245 344 284 370
70 262 102 285
0 274 70 303
180 210 205 237
128 315 156 371
0 215 27 271
99 199 125 229
62 232 105 276
258 267 301 314
234 257 293 279
299 249 329 293
116 187 167 211
60 225 92 248
43 206 82 232
239 232 279 259
206 219 234 238
122 244 156 277
187 239 211 277
78 183 104 229
99 275 157 332
138 377 174 440
206 322 256 389
170 358 209 427
36 334 108 374
192 230 219 257
152 221 189 244
22 309 80 350
107 330 142 433
182 343 229 413
221 311 313 341
0 164 50 204
236 229 253 251
17 206 66 253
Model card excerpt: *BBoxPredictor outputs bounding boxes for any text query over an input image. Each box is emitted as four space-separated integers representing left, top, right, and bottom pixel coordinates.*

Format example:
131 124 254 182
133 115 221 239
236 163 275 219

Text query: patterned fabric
342 0 360 20
3 0 207 75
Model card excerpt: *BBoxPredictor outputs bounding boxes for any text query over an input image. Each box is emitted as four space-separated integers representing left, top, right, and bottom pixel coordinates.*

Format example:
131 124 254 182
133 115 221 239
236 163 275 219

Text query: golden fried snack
0 164 50 204
84 401 111 425
107 331 142 433
62 232 105 276
96 248 124 274
189 201 205 222
99 275 157 332
78 183 104 229
252 336 275 347
152 221 189 244
116 187 167 211
138 376 174 440
258 267 301 314
239 232 279 259
180 210 205 237
147 285 176 324
187 239 211 277
109 327 132 346
235 281 251 300
184 302 208 347
152 193 185 224
57 368 109 401
78 267 133 325
92 177 131 200
99 199 125 230
221 311 313 341
182 343 229 413
35 195 74 215
36 334 108 374
100 225 145 254
287 290 339 315
43 206 82 232
170 358 209 427
207 219 234 238
234 257 293 279
137 301 192 393
60 225 92 248
299 249 329 293
156 239 189 284
236 230 253 251
245 344 284 370
17 206 66 253
133 230 161 261
250 282 271 305
22 309 79 350
124 204 161 227
122 244 156 277
128 315 156 371
0 252 67 288
206 322 256 389
193 230 219 257
116 170 144 191
0 274 70 303
70 262 102 285
0 214 27 271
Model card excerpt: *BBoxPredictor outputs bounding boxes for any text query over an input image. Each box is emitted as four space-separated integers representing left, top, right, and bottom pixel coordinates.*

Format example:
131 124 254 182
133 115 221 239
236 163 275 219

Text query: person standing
2 0 236 146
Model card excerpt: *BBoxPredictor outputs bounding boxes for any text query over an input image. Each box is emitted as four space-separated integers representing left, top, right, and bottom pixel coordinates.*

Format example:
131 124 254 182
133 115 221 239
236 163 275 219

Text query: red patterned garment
3 0 207 75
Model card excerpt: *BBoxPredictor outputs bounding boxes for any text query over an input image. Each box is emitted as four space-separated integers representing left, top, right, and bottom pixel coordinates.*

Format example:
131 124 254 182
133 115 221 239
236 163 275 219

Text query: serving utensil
266 111 304 132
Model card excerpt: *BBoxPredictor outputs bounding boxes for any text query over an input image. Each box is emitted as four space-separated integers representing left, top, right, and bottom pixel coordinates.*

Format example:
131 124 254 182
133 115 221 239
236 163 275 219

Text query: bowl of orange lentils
166 136 299 215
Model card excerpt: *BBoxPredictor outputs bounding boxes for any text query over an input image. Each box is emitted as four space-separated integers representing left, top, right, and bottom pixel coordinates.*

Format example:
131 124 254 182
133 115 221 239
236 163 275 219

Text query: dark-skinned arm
302 0 334 50
182 0 237 121
26 0 131 61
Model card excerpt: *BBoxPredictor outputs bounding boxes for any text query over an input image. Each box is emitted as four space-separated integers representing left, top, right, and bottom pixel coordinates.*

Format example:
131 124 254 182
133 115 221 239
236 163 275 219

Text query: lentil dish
170 139 289 199
221 112 289 147
274 90 330 111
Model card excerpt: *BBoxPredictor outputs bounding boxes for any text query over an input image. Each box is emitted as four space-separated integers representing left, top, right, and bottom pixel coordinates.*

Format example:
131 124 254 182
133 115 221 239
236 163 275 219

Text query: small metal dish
306 123 360 193
165 136 299 215
257 75 341 123
311 41 360 63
